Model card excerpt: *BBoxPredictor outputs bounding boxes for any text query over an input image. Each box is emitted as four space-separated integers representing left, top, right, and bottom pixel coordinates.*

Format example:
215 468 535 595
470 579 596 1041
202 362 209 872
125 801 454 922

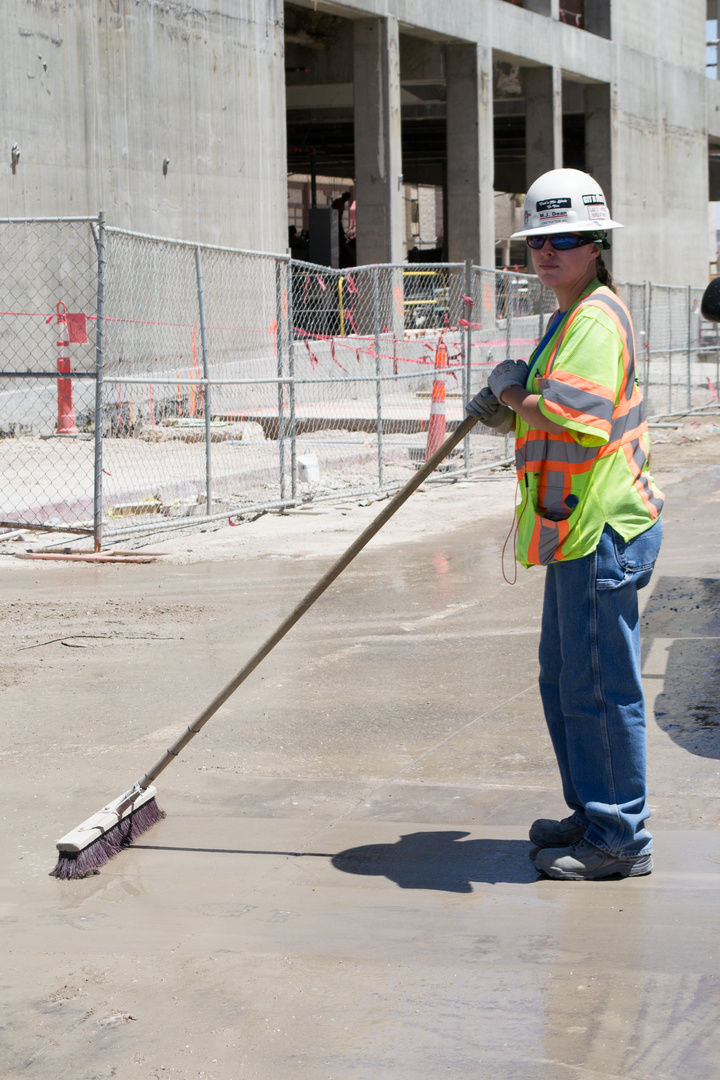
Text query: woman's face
529 236 600 301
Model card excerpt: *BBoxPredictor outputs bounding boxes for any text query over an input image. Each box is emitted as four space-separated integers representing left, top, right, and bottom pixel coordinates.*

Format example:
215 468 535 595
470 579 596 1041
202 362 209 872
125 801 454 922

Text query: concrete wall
0 0 287 253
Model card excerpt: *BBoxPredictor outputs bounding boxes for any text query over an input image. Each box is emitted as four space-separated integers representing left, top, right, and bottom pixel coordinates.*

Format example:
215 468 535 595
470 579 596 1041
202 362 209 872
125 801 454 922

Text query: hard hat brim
511 219 624 240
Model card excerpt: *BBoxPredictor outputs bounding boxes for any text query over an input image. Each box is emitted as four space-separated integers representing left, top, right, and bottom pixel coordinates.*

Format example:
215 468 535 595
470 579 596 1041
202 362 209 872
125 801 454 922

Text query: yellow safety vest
515 283 664 567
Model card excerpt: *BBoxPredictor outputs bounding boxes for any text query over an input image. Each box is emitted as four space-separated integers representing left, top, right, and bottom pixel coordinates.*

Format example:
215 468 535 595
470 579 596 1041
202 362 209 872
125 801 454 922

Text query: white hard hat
511 168 623 239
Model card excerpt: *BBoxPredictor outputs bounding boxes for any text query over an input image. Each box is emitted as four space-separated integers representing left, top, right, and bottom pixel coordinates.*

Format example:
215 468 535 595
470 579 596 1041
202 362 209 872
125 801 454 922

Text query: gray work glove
466 386 516 434
487 358 529 402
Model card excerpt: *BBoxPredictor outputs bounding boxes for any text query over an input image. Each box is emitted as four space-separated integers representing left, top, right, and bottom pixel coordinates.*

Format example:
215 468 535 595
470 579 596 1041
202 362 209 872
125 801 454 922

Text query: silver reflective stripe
538 519 560 565
609 400 645 442
542 471 567 517
635 464 664 514
627 438 663 513
538 377 615 423
522 435 598 464
631 438 647 472
586 292 636 399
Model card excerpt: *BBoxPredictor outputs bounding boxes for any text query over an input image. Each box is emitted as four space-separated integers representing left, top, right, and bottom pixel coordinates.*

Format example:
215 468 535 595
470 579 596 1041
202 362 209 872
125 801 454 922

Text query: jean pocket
596 518 663 591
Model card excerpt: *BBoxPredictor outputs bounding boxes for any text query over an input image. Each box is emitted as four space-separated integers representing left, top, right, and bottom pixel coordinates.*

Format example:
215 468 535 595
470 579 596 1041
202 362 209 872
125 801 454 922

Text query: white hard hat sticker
582 194 605 206
536 198 571 211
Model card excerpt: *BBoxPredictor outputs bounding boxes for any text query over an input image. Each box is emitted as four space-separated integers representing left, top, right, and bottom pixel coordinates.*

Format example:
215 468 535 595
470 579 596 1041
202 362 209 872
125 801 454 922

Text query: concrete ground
1 421 720 1079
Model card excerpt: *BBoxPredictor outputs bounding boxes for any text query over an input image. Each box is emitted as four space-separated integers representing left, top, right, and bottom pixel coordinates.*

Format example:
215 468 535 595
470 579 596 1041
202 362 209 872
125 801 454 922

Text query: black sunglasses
526 233 600 251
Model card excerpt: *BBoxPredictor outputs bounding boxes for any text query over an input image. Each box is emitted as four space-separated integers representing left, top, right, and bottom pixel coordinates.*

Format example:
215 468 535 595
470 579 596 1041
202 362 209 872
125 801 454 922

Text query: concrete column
446 43 495 268
585 83 612 210
353 17 404 266
585 82 613 270
525 66 563 189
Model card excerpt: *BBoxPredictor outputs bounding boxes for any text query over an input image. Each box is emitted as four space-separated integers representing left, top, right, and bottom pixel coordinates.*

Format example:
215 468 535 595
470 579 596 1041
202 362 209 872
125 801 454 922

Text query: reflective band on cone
56 310 78 435
425 337 448 460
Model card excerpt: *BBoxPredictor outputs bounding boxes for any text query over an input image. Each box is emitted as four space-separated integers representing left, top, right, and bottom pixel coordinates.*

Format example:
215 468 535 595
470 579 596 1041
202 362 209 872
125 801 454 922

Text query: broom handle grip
138 414 480 788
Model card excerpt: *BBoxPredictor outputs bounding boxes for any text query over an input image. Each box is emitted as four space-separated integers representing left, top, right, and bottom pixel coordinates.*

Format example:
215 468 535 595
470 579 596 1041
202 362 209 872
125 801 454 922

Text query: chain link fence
0 218 716 545
0 217 100 539
644 283 720 416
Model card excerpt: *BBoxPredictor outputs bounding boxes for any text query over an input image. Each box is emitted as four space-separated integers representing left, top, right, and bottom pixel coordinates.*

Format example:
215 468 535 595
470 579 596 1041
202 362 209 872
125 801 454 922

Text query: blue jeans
538 518 662 857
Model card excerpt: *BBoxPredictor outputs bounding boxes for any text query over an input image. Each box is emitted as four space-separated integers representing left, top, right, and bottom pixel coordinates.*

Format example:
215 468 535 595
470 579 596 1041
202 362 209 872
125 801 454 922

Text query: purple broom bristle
51 797 165 879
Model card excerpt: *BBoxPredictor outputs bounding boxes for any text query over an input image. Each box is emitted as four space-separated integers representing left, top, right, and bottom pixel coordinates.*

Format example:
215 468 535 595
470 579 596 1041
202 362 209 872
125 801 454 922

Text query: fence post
463 259 473 477
276 258 286 501
645 282 653 405
288 259 297 500
195 247 212 516
667 287 673 414
92 211 106 552
505 275 514 359
687 283 693 411
374 266 383 488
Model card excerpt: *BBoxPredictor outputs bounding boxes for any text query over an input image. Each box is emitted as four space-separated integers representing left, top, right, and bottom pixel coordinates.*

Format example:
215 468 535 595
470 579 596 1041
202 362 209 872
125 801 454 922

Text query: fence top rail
650 281 706 292
473 264 540 283
0 215 100 224
104 225 290 261
290 259 466 274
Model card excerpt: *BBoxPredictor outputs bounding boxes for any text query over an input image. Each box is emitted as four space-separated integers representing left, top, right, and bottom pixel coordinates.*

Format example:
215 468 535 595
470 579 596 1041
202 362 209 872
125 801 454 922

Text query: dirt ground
2 413 720 1079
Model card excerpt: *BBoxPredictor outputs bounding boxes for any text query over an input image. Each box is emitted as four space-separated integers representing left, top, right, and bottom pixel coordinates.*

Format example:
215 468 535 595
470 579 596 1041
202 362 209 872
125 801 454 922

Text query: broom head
51 785 164 879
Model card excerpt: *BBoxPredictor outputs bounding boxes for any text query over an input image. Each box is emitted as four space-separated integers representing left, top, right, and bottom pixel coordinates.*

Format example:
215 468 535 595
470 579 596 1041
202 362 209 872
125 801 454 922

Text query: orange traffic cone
425 337 448 460
56 302 78 435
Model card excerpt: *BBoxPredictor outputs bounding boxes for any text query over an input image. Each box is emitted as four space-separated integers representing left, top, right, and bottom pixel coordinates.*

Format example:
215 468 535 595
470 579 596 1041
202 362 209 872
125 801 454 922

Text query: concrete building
0 1 718 284
0 1 288 254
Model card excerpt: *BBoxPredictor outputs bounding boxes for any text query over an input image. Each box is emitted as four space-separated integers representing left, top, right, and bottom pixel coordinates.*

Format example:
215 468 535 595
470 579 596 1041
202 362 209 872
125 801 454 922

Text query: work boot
534 839 653 881
528 815 587 848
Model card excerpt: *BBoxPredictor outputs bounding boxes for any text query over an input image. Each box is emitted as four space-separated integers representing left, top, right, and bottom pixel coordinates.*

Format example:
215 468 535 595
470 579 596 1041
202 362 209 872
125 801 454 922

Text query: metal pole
276 259 286 501
667 287 673 414
463 259 473 477
641 280 648 403
373 266 383 488
505 274 514 359
687 283 692 411
195 247 212 516
92 212 106 552
645 282 653 406
288 259 297 500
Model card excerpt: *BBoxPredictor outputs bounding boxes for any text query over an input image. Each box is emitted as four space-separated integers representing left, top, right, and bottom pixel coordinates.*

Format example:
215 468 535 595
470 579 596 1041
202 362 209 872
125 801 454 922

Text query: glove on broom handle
138 414 480 790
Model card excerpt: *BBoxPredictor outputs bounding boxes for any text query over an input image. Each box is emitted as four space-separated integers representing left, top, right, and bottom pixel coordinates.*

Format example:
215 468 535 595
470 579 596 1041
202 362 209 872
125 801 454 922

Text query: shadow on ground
642 576 720 759
332 831 538 891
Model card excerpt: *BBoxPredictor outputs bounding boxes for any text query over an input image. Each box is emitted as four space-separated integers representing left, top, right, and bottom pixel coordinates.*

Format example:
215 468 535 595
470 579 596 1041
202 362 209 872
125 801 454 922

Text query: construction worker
467 168 664 880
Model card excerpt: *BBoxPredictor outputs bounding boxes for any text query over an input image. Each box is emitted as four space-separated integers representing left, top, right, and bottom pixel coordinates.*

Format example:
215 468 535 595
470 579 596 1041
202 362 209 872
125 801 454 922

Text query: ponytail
596 255 617 294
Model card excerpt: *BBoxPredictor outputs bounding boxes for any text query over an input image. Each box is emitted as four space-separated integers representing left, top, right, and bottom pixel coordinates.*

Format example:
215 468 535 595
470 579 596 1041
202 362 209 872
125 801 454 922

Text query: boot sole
540 855 653 881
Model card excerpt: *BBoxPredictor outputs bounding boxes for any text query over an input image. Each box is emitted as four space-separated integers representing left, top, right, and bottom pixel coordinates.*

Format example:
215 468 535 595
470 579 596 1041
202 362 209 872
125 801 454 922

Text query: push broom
52 414 480 879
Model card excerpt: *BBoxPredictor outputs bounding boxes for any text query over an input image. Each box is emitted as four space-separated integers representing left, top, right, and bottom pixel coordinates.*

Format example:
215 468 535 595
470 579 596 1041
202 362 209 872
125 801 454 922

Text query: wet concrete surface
2 460 720 1078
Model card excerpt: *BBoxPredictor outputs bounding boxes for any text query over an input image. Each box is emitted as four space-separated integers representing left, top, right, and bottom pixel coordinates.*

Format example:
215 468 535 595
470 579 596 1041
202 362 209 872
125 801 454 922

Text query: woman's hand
487 359 529 401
